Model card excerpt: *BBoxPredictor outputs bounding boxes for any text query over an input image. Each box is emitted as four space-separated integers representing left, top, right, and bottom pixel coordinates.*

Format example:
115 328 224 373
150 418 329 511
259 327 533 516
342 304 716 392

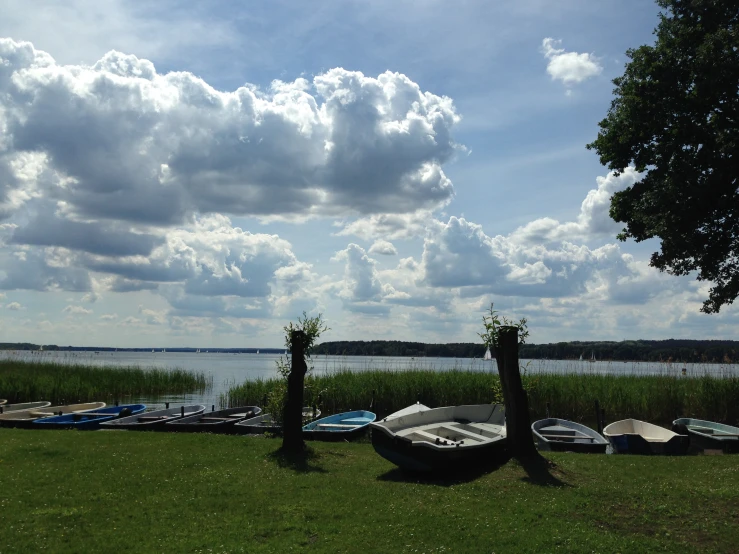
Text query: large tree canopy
588 0 738 313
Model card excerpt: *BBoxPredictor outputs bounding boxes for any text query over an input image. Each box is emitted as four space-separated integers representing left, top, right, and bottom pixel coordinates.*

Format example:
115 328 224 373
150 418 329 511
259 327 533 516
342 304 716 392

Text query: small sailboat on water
483 348 492 361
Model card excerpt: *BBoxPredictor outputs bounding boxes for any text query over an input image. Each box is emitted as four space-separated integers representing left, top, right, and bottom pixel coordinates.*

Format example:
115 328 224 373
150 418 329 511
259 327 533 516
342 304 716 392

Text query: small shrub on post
279 313 329 453
480 303 538 458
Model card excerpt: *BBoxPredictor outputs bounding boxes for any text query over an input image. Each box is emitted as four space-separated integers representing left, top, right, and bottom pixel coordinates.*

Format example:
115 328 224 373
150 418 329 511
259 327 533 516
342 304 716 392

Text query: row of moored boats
2 399 737 473
0 400 373 438
370 403 739 471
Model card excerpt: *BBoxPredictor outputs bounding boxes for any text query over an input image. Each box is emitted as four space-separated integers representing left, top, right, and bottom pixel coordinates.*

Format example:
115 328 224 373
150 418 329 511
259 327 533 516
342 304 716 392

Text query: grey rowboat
0 402 106 428
0 401 51 413
99 404 205 430
673 418 739 453
166 406 262 433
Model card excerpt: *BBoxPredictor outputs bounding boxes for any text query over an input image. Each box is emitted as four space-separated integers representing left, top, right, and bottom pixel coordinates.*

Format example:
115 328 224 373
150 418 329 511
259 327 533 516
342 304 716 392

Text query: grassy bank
224 370 739 425
0 360 210 404
1 429 738 553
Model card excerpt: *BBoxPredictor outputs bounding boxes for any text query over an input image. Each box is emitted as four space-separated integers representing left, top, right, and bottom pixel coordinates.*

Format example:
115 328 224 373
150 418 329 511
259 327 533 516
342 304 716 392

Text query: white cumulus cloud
368 240 398 256
63 305 92 315
541 38 602 87
0 38 461 225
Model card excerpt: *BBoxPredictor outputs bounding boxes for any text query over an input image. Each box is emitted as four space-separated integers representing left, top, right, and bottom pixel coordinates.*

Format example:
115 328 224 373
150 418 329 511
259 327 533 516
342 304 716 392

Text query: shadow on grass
517 454 572 488
377 455 510 487
267 445 328 474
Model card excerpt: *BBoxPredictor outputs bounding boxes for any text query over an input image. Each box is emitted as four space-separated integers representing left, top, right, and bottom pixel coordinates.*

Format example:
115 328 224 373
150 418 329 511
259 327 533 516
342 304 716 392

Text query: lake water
4 350 738 410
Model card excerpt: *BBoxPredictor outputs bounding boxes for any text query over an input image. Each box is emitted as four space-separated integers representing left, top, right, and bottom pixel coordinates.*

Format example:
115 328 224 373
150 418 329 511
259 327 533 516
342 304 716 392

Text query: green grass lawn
1 430 737 553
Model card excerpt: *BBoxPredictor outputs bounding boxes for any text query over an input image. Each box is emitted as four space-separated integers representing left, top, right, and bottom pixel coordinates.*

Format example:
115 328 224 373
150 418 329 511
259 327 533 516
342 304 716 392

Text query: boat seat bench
317 423 361 429
409 429 460 444
540 433 595 441
436 424 490 442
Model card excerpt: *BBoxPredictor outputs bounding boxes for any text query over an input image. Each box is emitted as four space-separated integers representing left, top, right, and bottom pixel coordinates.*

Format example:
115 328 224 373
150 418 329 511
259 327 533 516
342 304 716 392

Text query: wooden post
495 326 537 458
282 330 307 452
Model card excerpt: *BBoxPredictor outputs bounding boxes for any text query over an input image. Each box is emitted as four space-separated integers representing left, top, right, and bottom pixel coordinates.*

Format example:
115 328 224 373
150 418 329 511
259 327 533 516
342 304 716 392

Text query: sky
0 0 736 348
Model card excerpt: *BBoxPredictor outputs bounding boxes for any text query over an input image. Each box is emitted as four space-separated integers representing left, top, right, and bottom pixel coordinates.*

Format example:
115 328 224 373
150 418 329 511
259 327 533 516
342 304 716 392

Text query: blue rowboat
33 404 146 430
303 410 376 441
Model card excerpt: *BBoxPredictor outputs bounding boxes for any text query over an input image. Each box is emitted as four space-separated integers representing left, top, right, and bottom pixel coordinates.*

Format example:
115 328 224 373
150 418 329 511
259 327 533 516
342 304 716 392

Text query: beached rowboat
303 410 376 441
371 404 507 472
33 404 146 430
531 418 608 453
603 419 689 455
166 406 262 433
100 405 205 430
0 401 51 413
234 408 322 435
0 402 106 428
673 418 739 453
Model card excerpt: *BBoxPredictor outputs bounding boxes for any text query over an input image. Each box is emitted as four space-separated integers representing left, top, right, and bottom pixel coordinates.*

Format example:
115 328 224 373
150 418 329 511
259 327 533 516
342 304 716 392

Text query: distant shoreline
2 338 739 364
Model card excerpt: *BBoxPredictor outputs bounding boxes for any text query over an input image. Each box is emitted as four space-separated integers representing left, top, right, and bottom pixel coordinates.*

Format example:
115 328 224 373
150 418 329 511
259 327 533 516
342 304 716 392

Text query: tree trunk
495 326 538 458
282 330 307 452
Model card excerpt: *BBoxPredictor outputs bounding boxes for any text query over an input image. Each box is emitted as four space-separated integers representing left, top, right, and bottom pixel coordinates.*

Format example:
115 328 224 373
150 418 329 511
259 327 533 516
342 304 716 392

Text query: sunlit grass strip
0 360 211 404
224 369 739 425
3 431 739 551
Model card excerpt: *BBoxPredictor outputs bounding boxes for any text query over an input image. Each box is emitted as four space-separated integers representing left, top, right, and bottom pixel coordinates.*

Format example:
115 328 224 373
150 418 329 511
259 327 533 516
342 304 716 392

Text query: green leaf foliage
587 0 739 313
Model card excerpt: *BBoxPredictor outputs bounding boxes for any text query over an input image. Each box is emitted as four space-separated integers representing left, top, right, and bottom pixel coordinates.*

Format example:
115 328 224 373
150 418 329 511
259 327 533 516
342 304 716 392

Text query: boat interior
605 419 677 443
315 416 373 430
397 421 505 447
538 425 598 443
688 425 739 439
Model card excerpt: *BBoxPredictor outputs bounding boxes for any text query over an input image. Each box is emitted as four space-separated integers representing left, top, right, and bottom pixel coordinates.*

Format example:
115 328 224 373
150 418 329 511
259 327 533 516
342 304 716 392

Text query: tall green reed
0 360 211 404
224 369 739 425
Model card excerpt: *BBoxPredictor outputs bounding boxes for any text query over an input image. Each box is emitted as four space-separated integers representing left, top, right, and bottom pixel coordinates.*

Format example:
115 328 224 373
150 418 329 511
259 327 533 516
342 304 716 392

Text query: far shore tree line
312 339 739 364
4 339 739 363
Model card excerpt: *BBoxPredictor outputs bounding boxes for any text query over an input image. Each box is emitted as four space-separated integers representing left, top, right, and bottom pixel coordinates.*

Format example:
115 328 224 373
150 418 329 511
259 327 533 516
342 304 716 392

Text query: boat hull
303 410 375 441
673 418 739 453
532 418 608 454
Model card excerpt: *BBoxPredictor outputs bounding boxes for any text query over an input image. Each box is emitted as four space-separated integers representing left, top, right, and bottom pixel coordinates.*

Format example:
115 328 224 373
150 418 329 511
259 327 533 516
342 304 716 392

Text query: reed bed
0 360 211 405
224 369 739 425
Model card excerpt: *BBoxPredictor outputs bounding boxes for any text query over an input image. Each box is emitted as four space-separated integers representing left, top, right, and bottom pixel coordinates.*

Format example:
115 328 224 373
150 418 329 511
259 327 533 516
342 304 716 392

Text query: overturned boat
370 404 507 472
